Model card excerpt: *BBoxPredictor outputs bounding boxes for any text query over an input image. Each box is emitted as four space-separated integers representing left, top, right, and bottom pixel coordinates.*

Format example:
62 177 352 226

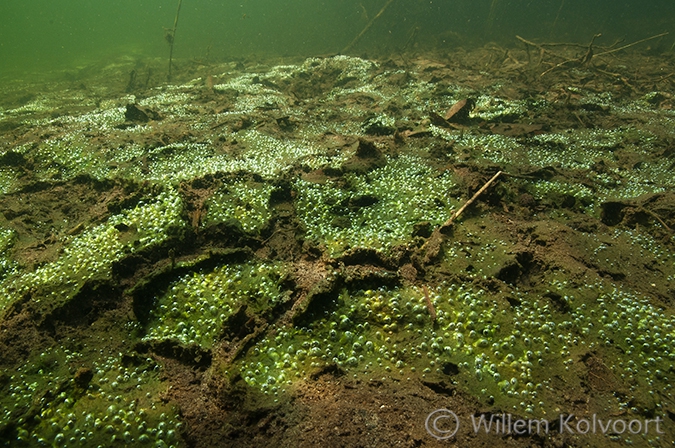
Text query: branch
342 0 395 53
441 171 503 229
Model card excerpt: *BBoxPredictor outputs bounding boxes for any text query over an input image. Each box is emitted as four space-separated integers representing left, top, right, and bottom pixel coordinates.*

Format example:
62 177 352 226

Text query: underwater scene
1 1 675 447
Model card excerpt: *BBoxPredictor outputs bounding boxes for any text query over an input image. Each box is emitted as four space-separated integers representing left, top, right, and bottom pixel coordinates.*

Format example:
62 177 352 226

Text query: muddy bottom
0 42 674 448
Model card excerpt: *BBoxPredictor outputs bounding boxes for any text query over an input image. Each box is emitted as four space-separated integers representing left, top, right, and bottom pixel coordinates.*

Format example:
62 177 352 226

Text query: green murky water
1 2 675 447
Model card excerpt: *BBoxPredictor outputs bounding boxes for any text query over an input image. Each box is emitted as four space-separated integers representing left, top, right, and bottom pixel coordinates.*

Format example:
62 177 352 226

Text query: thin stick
342 0 395 53
516 35 543 49
594 32 668 57
540 33 601 77
539 32 669 77
656 73 675 83
418 170 504 264
516 35 587 50
641 208 673 232
168 0 183 82
550 0 565 36
441 171 503 229
515 35 578 67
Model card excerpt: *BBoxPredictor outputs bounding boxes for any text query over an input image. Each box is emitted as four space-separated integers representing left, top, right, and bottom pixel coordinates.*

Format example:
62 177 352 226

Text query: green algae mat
0 47 674 447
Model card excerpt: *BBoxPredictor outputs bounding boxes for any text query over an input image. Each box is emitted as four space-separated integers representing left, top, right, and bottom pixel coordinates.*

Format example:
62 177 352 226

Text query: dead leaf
444 99 468 120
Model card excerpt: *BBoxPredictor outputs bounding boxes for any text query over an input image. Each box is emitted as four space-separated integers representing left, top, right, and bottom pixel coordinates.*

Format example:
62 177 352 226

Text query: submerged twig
401 25 419 52
540 33 601 77
342 0 395 53
550 0 565 36
441 171 503 229
167 0 184 82
641 208 672 232
417 171 504 265
594 32 668 57
536 32 669 77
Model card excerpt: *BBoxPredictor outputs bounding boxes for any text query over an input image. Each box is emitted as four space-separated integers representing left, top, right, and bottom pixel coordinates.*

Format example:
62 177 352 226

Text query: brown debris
421 284 436 323
444 98 474 123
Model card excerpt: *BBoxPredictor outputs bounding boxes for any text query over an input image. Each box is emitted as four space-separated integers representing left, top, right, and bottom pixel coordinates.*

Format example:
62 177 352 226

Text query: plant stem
168 0 183 82
342 0 395 54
